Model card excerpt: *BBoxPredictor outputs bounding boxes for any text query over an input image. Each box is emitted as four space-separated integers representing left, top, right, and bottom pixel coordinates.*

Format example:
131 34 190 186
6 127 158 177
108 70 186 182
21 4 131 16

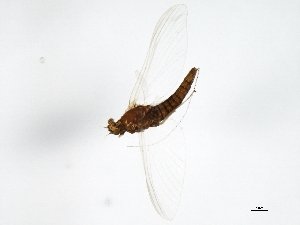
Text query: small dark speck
104 198 112 206
40 57 45 63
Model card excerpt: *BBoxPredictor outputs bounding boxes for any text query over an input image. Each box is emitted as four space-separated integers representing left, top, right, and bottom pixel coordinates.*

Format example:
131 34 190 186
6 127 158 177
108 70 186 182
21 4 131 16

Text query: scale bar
251 210 268 211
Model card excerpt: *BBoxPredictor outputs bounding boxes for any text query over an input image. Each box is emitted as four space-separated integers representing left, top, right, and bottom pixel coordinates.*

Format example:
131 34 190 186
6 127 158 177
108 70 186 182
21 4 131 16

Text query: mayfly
107 4 199 220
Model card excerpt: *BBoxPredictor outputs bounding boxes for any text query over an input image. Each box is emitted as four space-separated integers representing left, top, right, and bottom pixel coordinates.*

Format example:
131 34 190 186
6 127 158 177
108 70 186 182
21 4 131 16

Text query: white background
1 0 300 224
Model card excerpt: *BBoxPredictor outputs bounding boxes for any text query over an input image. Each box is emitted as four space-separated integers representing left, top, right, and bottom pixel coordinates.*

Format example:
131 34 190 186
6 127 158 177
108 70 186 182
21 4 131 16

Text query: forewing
128 4 188 109
139 119 186 220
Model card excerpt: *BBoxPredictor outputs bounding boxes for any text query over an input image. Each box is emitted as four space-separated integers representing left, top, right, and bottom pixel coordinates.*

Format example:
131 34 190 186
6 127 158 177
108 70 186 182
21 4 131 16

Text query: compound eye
108 118 114 125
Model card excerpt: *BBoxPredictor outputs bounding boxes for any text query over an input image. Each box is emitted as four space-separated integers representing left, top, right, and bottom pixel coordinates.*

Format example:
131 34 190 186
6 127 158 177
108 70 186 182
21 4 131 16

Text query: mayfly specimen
107 5 199 220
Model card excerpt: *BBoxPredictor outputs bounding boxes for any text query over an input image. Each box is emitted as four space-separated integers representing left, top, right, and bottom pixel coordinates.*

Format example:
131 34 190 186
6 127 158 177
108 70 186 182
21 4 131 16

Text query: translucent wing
126 4 188 220
128 4 188 110
139 119 186 220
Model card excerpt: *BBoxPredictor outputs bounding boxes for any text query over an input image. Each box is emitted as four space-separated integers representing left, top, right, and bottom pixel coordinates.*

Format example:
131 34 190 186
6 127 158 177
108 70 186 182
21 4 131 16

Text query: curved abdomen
144 67 198 126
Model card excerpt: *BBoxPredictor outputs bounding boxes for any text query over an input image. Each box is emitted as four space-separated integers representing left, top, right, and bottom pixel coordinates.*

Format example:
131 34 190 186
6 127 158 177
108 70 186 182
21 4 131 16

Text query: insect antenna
103 132 111 140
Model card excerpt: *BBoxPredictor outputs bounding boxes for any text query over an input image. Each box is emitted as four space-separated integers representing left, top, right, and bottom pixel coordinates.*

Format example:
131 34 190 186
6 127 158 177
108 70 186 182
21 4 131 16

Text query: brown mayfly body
106 4 198 220
107 67 198 136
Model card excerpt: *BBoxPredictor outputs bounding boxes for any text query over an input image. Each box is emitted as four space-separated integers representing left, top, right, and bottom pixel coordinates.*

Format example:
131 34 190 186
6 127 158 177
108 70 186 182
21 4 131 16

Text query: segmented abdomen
147 67 198 124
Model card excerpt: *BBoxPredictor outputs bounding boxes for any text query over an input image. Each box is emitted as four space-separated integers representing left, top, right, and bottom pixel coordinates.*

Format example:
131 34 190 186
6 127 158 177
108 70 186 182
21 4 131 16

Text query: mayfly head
107 118 121 135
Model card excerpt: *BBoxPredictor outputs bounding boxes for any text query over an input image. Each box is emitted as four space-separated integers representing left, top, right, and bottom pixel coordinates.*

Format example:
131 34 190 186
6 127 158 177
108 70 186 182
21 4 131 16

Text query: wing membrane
139 119 186 220
128 4 188 109
126 4 189 220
